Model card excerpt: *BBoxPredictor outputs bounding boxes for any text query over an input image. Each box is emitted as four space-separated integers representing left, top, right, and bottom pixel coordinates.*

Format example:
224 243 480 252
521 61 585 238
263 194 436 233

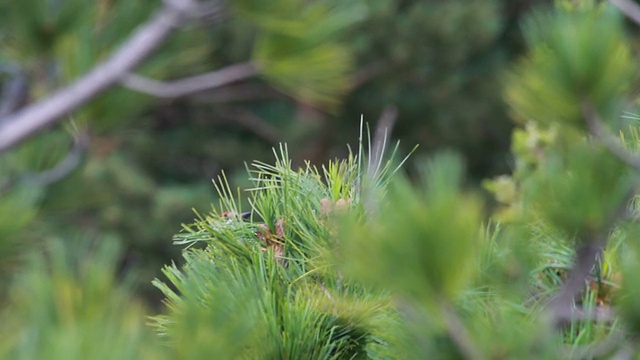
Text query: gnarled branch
23 131 90 187
0 0 215 153
120 62 258 98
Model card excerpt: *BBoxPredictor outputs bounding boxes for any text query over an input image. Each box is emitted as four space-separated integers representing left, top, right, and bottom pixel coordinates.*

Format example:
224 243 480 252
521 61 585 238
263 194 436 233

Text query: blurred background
0 0 547 306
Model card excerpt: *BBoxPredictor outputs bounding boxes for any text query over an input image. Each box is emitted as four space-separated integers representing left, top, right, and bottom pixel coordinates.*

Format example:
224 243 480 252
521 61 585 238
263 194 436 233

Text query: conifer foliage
153 142 409 359
6 0 640 359
152 1 640 358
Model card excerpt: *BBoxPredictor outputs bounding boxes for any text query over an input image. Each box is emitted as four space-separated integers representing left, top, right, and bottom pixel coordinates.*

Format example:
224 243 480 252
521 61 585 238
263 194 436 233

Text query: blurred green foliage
507 6 636 127
152 144 401 359
0 239 161 360
0 0 532 305
524 143 634 239
339 152 483 303
16 0 640 358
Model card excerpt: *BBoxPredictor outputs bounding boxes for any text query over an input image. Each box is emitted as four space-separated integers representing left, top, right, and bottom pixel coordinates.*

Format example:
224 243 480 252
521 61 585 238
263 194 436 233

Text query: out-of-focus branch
547 180 636 327
610 0 640 26
547 241 607 327
23 131 90 187
368 105 398 180
0 0 213 153
547 104 639 326
0 131 90 194
561 331 626 359
611 343 638 360
553 304 615 323
583 104 640 171
440 301 486 360
121 62 258 98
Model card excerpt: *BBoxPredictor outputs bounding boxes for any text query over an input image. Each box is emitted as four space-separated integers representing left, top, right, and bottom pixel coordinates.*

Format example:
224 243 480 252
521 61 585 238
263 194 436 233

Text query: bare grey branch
369 104 398 180
23 131 90 187
440 300 486 360
561 331 626 359
0 0 210 153
547 241 606 327
610 0 640 27
0 131 90 193
583 104 640 171
120 62 258 98
545 104 640 327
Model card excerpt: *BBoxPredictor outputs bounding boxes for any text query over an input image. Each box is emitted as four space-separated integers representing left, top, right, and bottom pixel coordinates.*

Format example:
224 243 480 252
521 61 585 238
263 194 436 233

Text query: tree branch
610 0 640 27
553 304 615 323
561 330 626 359
0 131 90 193
23 131 90 187
611 342 638 360
547 179 637 327
546 103 639 327
368 105 398 180
439 300 486 360
583 103 640 171
120 62 258 98
547 241 606 327
0 0 210 153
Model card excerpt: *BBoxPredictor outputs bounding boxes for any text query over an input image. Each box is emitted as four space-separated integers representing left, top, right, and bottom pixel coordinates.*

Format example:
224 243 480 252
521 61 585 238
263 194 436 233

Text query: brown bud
320 198 333 215
334 198 350 212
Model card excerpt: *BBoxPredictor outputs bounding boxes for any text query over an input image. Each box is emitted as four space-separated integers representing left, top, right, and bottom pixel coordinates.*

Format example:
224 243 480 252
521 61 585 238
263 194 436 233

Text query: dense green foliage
8 0 640 359
0 0 530 304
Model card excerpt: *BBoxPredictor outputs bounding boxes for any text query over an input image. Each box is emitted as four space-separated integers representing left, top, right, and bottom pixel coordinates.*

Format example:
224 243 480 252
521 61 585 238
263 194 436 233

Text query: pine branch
560 331 626 359
610 0 640 27
0 0 216 153
22 131 90 187
368 105 398 181
611 344 637 360
121 62 258 98
547 103 639 327
440 300 486 360
0 131 89 193
583 103 640 171
547 241 606 326
547 181 636 327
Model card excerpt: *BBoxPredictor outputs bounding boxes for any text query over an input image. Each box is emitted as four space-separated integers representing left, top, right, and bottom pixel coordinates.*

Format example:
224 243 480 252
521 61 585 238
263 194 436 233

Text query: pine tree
5 1 640 359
